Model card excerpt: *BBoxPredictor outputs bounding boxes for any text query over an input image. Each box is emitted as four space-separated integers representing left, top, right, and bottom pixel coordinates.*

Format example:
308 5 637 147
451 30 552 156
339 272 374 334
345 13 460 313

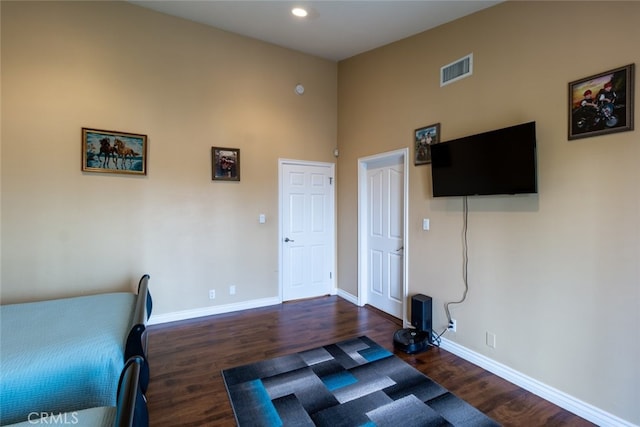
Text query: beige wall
338 1 639 424
2 0 639 424
0 1 337 312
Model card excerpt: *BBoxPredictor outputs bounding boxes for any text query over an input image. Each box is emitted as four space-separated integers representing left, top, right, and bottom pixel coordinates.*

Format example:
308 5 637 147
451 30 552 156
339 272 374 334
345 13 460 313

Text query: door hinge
329 177 333 185
329 272 332 279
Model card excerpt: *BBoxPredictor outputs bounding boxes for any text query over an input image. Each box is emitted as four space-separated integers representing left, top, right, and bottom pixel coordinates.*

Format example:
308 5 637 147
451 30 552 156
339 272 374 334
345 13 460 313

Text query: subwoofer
410 294 432 338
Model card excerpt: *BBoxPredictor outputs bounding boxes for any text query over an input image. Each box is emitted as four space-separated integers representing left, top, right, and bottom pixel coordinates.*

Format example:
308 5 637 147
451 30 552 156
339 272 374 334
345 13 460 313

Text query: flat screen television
430 121 537 197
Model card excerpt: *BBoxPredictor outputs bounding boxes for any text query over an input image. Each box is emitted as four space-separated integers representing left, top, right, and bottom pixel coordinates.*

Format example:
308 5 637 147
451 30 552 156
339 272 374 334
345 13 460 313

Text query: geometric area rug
222 336 501 426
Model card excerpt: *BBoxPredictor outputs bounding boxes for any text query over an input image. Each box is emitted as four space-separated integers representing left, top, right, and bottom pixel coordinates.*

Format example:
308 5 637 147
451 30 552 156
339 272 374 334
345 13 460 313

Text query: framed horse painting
82 128 148 175
211 147 240 181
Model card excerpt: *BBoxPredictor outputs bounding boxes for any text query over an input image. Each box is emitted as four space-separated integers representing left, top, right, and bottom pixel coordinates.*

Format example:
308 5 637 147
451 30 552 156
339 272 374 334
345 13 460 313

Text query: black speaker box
411 294 432 341
393 294 434 354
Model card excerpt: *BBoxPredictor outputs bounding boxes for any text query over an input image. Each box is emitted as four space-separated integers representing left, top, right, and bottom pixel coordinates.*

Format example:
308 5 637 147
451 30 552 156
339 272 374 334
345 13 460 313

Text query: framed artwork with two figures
568 64 634 140
212 147 240 181
414 123 441 165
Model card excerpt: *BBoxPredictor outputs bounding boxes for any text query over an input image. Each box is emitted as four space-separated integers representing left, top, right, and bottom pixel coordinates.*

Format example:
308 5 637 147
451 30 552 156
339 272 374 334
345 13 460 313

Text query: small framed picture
568 64 634 140
212 147 240 181
414 123 441 165
82 128 147 175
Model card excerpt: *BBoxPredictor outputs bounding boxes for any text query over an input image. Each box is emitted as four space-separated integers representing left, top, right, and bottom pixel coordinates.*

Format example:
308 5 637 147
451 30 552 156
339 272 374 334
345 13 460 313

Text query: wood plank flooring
146 296 595 426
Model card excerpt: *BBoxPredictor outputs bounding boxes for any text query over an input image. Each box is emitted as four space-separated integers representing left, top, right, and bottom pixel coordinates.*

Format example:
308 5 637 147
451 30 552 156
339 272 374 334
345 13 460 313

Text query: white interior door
358 149 408 320
280 160 335 301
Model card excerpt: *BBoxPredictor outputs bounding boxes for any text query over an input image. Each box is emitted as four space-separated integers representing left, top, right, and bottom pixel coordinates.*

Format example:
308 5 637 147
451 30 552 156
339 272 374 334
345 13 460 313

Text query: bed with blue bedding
5 355 149 427
0 274 151 426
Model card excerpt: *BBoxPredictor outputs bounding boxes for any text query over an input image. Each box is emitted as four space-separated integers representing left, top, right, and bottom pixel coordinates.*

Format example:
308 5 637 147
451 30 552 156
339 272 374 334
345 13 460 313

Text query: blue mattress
0 292 135 425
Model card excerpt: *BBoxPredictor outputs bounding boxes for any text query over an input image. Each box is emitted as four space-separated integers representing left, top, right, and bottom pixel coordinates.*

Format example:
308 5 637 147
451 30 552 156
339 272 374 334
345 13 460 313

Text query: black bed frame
125 274 152 394
115 355 149 427
116 274 152 426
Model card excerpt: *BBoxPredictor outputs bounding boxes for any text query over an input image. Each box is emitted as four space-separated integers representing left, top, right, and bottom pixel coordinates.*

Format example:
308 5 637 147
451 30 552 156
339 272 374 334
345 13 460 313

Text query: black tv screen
430 121 537 197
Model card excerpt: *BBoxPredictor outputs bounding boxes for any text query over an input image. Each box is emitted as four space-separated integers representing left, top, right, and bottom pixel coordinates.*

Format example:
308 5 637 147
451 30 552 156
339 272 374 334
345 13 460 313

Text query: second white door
363 154 405 318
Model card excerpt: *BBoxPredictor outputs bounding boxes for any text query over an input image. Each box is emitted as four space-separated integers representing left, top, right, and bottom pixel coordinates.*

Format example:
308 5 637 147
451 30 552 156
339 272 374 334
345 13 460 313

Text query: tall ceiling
129 1 502 61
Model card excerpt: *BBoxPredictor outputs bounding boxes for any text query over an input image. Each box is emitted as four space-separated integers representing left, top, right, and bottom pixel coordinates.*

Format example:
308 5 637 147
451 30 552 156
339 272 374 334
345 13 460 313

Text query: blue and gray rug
222 336 500 426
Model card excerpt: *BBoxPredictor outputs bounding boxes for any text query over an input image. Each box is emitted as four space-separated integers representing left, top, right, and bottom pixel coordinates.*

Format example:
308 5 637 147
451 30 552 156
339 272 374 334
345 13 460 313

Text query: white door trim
278 158 336 302
357 148 409 323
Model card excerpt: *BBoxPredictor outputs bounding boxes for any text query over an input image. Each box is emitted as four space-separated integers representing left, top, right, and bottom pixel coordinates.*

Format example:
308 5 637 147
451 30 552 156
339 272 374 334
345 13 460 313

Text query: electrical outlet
229 285 236 295
448 318 457 332
209 289 216 300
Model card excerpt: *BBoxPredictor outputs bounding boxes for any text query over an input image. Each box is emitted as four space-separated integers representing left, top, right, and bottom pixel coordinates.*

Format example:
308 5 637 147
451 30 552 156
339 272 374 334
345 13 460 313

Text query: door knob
284 237 295 242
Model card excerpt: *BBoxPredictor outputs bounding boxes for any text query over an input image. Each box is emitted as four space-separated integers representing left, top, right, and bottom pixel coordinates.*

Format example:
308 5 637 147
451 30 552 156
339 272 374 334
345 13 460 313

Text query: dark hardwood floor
146 296 594 426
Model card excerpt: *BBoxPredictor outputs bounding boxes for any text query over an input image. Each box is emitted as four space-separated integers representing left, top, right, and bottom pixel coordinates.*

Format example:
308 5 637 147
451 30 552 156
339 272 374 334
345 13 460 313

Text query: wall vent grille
440 54 473 86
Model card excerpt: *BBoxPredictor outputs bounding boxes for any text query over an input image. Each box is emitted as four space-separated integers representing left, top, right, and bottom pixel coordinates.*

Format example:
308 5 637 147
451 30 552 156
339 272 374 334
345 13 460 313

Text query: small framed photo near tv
212 147 240 181
568 63 634 140
414 123 440 165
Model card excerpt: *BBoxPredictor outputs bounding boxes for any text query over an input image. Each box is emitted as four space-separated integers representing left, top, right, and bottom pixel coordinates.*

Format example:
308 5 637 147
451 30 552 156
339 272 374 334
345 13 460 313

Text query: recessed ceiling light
291 7 308 18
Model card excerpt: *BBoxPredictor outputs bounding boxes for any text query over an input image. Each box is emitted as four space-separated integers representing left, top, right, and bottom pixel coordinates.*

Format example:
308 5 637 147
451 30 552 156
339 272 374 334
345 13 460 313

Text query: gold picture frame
82 128 147 175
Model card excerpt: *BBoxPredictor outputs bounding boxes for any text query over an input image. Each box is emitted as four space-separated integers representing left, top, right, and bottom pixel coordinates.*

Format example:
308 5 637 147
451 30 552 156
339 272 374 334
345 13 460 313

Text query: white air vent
440 54 473 87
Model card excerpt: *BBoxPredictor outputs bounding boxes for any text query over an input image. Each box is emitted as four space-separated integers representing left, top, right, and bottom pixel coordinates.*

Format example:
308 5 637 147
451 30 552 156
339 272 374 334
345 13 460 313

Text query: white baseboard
336 289 359 305
440 338 637 427
147 296 281 326
150 291 352 326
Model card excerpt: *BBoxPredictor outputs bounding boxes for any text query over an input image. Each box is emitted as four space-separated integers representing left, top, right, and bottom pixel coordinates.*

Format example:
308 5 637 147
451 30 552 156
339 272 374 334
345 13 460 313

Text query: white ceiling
128 1 502 61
